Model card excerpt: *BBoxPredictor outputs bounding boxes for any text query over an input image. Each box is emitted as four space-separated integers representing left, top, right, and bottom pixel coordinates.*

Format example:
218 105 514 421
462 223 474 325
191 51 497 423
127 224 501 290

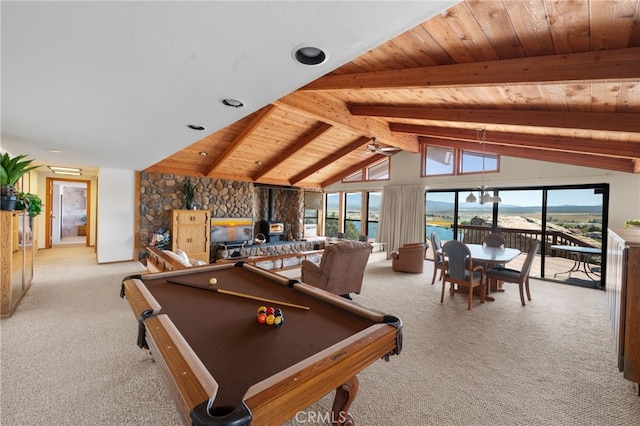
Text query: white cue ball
209 277 217 285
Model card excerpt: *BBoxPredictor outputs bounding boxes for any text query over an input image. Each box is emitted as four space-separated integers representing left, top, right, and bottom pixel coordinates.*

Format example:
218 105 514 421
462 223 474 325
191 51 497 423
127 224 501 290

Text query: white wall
328 152 640 229
96 167 135 263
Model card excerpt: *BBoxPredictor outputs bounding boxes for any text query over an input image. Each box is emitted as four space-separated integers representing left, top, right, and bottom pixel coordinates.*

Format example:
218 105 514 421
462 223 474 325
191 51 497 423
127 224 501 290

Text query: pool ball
266 307 275 315
258 306 267 314
266 314 275 325
209 277 217 285
274 315 284 327
257 313 267 324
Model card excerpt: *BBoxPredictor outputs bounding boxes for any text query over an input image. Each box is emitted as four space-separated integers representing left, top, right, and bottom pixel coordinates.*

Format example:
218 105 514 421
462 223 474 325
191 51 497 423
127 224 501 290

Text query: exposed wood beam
302 47 640 90
289 136 371 185
253 122 333 181
419 136 640 173
321 154 388 187
206 104 277 177
354 106 640 134
273 92 419 152
391 123 640 158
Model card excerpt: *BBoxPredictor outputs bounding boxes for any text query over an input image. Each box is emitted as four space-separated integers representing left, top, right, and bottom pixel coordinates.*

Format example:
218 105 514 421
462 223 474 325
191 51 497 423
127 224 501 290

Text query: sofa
300 240 372 297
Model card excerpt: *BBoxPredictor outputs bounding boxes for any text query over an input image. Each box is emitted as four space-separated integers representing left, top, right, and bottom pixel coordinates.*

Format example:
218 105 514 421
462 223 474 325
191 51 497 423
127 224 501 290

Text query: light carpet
2 247 639 425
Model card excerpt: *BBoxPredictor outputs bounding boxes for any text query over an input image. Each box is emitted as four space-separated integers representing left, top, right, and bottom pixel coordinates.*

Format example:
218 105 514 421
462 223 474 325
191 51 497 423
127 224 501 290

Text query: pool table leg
332 375 359 426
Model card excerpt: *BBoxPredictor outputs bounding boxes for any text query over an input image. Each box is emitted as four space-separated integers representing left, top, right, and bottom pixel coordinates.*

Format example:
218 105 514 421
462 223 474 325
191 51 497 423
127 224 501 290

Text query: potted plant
0 153 39 211
15 192 43 217
183 178 196 210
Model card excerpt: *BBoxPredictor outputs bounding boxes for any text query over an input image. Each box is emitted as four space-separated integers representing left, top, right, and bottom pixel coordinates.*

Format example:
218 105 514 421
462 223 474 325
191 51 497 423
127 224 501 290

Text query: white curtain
378 185 425 256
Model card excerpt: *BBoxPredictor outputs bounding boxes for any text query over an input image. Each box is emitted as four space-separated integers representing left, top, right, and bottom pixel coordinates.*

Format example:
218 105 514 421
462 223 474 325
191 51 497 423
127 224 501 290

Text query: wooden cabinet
170 210 210 263
606 228 640 391
1 211 35 318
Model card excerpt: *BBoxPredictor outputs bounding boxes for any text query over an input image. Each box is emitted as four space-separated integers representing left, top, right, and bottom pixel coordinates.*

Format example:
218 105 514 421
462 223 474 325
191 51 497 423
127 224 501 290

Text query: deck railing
457 225 601 264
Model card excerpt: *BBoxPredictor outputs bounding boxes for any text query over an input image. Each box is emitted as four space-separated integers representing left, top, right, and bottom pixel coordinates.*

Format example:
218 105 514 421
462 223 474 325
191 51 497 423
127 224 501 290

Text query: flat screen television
210 217 253 244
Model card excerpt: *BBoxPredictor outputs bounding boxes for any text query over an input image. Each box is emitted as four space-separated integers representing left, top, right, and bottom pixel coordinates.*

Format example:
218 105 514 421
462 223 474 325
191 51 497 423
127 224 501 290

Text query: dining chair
486 241 540 306
429 232 445 284
479 232 506 291
482 232 505 248
440 240 485 310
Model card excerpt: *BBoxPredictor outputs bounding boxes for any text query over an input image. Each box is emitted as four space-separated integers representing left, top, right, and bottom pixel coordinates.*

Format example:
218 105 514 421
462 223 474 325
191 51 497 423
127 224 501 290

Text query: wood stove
260 187 285 243
260 220 285 243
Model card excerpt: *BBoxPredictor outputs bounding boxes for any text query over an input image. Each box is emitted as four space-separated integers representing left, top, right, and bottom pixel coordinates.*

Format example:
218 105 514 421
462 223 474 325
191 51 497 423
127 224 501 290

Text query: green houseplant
183 178 196 210
0 153 40 211
15 192 43 217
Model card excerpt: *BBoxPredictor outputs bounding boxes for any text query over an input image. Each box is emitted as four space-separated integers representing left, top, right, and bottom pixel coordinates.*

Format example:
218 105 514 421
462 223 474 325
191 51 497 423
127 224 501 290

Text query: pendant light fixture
465 128 501 205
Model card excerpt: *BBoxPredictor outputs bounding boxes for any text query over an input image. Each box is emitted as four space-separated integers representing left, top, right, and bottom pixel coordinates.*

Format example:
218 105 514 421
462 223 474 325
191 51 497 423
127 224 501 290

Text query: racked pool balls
256 306 284 327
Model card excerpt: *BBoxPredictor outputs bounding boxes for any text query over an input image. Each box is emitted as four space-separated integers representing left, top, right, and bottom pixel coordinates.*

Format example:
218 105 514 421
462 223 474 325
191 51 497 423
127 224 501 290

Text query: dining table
439 243 521 301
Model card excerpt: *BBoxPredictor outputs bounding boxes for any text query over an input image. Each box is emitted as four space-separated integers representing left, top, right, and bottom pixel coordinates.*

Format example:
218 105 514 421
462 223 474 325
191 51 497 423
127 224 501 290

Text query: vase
0 195 16 211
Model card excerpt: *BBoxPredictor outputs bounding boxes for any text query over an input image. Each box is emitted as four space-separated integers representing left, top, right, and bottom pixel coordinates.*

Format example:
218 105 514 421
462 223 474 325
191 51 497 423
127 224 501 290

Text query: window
324 193 339 237
342 170 363 183
303 209 318 225
366 160 389 180
426 183 608 287
423 145 454 176
343 192 362 239
460 150 498 174
367 191 381 239
422 144 500 177
425 191 456 243
343 158 390 183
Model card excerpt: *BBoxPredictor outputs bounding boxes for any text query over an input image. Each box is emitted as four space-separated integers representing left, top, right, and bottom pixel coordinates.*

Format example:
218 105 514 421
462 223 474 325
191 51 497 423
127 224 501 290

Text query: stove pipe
268 188 275 221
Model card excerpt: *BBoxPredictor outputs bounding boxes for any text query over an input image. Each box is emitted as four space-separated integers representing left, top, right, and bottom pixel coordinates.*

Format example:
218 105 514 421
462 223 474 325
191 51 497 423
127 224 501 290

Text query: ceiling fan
366 137 401 156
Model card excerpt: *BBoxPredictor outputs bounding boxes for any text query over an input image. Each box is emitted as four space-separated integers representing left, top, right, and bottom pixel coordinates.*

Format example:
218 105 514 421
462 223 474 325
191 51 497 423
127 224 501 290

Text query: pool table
121 262 402 425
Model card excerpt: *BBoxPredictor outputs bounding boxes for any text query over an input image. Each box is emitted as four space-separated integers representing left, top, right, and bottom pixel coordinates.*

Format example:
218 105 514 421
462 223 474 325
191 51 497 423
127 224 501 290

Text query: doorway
45 178 91 248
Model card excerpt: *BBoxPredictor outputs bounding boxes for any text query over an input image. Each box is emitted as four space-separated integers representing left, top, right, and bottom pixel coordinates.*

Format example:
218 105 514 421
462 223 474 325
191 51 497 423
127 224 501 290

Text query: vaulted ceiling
146 0 640 188
3 1 639 187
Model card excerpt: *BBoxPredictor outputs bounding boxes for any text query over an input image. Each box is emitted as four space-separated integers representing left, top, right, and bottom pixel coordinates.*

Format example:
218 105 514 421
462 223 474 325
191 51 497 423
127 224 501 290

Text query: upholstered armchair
301 240 372 297
391 243 428 273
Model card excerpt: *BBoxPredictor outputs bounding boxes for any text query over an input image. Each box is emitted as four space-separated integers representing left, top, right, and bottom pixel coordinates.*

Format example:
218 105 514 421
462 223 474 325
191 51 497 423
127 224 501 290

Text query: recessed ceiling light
255 161 264 166
186 124 206 131
221 98 244 108
294 46 327 66
199 151 208 157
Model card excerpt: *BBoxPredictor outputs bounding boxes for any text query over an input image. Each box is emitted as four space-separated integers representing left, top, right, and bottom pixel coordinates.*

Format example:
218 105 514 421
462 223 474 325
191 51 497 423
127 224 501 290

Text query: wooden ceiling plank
440 2 501 62
617 82 640 113
301 47 640 90
504 0 555 57
289 136 371 185
353 105 640 133
205 104 277 177
252 122 333 180
589 0 638 51
320 154 388 187
419 136 638 173
274 92 419 152
544 0 591 54
391 123 640 158
465 0 526 59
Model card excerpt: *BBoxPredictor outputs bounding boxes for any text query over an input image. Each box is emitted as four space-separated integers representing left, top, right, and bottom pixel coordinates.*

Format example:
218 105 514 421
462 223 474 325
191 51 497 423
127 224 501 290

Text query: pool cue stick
215 288 310 311
166 279 310 310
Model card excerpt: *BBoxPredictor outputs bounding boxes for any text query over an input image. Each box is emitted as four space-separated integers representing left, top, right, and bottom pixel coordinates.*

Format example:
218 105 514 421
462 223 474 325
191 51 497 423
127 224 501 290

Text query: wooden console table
606 228 640 395
1 211 35 318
